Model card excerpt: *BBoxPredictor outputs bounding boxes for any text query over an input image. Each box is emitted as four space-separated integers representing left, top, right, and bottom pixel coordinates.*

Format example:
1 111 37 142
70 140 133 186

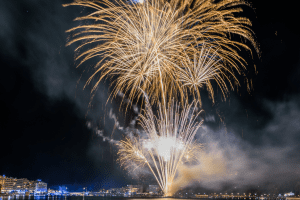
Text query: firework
117 100 203 196
64 0 259 196
64 0 259 106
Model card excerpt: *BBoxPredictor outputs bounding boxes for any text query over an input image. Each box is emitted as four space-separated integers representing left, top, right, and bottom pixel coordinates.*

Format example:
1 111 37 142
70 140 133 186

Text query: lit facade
34 180 47 195
285 192 295 197
149 185 160 195
15 178 31 193
0 175 17 193
0 175 47 195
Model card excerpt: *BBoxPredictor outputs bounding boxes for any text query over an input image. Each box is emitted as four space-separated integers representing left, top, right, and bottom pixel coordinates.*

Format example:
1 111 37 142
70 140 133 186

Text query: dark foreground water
1 196 291 200
0 197 199 200
0 197 291 200
0 196 279 200
0 197 194 200
0 197 215 200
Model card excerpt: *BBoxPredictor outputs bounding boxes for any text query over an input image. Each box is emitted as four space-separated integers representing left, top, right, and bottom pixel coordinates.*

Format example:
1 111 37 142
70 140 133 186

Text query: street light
83 188 86 197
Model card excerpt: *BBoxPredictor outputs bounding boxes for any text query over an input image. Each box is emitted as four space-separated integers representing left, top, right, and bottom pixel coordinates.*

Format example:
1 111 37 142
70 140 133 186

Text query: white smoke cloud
180 96 300 192
205 115 216 122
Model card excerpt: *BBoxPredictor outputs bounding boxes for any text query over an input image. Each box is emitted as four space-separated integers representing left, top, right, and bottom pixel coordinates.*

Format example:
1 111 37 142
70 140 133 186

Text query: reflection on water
0 197 269 200
0 197 279 200
0 198 247 200
0 197 198 200
0 198 274 200
0 198 186 200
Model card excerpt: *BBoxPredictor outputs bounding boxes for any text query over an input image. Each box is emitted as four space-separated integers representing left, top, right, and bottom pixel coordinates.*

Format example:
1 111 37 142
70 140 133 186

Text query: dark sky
1 0 300 194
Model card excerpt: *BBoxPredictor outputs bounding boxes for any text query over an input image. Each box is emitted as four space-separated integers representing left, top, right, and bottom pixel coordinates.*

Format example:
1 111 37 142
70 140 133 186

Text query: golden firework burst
64 0 259 106
117 99 203 195
64 0 259 196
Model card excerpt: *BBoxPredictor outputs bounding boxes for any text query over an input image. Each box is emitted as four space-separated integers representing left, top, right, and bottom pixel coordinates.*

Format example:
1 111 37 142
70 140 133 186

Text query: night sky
1 0 300 194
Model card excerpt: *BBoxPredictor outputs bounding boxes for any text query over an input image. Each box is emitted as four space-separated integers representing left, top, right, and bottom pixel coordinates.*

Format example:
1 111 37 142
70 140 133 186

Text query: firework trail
86 101 139 143
86 121 117 143
117 99 203 196
86 91 141 143
86 95 204 195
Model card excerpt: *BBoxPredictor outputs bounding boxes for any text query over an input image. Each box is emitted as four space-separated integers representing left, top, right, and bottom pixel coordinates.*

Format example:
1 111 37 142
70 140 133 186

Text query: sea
0 197 276 200
0 196 289 200
0 197 215 200
0 197 202 200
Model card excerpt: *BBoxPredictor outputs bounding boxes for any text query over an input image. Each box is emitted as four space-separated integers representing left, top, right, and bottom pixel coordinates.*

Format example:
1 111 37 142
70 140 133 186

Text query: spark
64 0 259 196
117 99 203 196
63 0 259 107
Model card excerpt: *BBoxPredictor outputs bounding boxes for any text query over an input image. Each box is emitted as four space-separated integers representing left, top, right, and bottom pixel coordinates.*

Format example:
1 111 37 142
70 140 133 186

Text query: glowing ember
117 100 203 196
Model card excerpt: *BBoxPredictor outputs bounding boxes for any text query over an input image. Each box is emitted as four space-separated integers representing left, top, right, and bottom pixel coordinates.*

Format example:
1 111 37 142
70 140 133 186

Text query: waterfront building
132 185 143 194
15 178 30 194
123 185 143 196
221 194 230 198
285 192 295 197
58 186 68 195
0 175 47 195
0 175 17 193
0 176 5 193
149 185 160 195
195 194 209 198
34 180 47 195
106 188 123 196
